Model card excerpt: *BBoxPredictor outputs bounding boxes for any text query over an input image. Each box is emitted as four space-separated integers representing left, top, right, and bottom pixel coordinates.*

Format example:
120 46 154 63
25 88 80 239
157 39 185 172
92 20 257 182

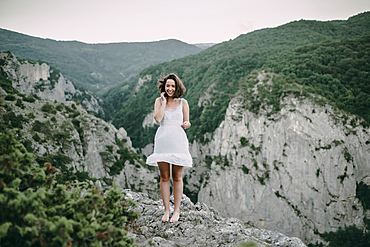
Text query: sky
0 0 369 44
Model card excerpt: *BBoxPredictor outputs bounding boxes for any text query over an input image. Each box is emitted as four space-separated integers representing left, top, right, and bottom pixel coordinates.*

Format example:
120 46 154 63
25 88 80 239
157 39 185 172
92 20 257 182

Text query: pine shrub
0 132 138 246
4 95 16 101
41 102 57 114
23 94 36 103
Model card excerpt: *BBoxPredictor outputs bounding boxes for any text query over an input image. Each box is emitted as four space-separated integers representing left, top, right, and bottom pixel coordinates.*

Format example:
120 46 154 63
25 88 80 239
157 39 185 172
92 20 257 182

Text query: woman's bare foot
170 211 180 223
162 211 170 222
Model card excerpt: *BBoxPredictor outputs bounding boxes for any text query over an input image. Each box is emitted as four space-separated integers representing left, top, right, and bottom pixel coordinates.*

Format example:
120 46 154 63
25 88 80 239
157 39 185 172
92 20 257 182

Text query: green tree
0 132 138 247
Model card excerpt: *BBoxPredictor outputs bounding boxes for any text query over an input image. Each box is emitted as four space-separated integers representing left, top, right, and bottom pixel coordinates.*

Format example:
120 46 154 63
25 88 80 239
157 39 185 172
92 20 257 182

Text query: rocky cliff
0 52 104 115
0 52 161 199
0 86 160 198
0 53 311 245
180 71 370 243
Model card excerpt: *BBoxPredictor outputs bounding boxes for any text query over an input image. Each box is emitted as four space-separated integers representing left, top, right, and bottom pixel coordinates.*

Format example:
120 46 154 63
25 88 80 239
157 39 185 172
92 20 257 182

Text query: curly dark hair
158 73 186 98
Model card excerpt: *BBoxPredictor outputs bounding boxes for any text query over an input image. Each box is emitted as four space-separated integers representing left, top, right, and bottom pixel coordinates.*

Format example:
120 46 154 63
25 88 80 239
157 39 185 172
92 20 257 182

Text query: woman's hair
158 73 186 98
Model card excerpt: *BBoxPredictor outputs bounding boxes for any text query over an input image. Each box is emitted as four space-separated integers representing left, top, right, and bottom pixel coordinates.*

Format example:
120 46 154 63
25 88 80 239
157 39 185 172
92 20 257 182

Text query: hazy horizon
1 0 369 45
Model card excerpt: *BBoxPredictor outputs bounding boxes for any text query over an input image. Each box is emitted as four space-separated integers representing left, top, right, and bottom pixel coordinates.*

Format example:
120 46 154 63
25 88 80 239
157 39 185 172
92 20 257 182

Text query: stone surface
0 52 161 199
78 90 105 115
184 71 370 243
1 52 104 115
125 190 306 247
138 70 369 244
142 110 157 128
1 94 160 198
136 74 152 92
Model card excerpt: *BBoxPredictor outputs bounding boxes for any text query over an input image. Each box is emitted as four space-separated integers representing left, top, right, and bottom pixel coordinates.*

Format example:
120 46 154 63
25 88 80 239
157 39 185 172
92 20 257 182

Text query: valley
1 11 370 246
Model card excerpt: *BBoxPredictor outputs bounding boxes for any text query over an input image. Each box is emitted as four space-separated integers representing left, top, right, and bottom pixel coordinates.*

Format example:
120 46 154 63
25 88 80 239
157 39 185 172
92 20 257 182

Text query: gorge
1 11 370 246
0 51 308 247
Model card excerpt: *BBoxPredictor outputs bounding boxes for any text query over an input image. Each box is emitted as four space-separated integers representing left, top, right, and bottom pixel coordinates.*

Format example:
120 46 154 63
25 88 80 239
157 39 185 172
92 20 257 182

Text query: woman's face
165 79 176 97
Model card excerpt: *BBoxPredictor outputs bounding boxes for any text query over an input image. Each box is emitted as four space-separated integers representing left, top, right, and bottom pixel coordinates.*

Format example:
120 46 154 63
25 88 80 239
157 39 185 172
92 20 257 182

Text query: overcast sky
1 0 369 44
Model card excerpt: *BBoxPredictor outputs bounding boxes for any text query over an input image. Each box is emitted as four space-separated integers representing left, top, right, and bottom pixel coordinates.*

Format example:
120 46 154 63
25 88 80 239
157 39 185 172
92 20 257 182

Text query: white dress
146 98 193 167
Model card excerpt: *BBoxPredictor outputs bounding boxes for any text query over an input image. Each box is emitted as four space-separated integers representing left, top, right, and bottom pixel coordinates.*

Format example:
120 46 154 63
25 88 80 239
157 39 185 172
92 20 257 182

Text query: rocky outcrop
1 52 75 102
142 111 157 128
184 71 370 243
0 90 159 199
80 92 104 115
0 52 104 115
125 190 306 247
1 77 306 247
136 75 152 92
72 89 105 116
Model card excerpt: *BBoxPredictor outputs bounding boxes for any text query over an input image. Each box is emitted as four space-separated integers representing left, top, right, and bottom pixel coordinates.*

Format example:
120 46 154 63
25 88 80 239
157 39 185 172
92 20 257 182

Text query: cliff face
0 52 160 199
1 52 75 102
0 88 159 198
0 55 309 246
0 52 104 115
184 71 370 243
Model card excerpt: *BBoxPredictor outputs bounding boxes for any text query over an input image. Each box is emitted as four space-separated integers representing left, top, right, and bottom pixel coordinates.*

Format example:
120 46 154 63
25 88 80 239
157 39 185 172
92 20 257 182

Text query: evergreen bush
15 98 25 109
0 74 18 94
56 103 65 111
240 137 249 147
2 112 25 129
0 132 138 246
4 95 16 101
32 133 41 143
32 120 51 135
23 94 36 103
41 102 57 114
65 105 74 113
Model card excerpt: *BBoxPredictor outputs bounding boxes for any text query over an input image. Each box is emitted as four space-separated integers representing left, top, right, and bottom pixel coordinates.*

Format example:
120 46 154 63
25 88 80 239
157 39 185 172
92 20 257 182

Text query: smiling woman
158 73 186 102
146 73 192 223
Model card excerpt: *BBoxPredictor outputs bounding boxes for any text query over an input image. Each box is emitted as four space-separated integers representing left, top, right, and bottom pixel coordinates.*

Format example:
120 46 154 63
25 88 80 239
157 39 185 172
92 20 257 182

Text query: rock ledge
125 190 306 247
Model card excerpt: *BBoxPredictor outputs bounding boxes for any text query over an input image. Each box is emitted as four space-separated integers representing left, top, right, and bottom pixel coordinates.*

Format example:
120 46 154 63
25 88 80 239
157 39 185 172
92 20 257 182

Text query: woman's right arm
154 95 166 123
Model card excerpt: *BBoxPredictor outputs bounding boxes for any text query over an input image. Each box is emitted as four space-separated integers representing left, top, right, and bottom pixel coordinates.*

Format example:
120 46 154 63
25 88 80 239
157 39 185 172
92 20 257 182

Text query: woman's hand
181 121 191 129
160 92 167 104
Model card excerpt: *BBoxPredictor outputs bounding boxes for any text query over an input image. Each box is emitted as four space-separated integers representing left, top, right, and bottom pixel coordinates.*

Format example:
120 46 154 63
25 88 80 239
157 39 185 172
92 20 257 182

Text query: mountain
193 43 217 49
2 11 370 246
107 11 370 148
189 70 370 244
103 11 370 244
0 28 203 93
0 50 108 118
0 52 159 198
0 53 308 247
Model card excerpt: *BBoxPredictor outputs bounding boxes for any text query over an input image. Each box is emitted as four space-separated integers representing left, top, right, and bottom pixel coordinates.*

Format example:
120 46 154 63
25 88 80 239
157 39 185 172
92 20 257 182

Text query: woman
146 73 192 223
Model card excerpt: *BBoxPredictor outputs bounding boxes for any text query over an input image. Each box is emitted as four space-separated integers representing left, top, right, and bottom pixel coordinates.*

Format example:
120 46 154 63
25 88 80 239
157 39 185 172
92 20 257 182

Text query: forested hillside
104 11 370 149
0 28 202 93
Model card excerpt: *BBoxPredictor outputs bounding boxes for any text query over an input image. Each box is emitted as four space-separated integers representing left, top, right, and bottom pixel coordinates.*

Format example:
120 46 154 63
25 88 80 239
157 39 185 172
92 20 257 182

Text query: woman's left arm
181 99 191 129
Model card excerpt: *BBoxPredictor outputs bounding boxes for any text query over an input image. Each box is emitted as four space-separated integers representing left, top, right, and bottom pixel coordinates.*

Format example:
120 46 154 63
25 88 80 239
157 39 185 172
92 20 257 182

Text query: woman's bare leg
170 165 184 223
158 162 171 222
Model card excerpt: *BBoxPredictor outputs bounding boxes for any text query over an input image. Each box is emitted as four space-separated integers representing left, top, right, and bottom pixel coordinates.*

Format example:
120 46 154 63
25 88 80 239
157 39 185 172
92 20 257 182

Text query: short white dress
146 98 193 167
